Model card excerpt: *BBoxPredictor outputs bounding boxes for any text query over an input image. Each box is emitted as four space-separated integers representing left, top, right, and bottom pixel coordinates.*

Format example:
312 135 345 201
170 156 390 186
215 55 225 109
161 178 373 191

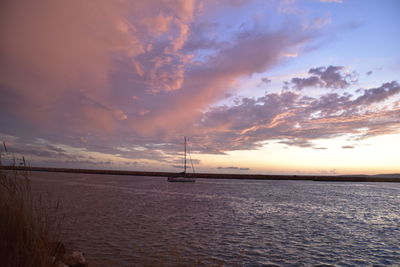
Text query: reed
0 144 63 267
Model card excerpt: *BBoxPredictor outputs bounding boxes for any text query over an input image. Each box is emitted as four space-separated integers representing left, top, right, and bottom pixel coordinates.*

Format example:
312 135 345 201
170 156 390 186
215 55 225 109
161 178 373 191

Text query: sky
0 0 399 175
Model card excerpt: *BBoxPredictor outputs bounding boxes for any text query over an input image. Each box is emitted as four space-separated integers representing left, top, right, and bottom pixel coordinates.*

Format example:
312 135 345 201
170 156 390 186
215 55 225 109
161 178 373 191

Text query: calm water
30 172 400 266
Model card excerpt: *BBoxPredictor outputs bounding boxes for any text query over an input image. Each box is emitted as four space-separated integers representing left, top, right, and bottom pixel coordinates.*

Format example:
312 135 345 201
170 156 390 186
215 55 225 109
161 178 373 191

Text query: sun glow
194 133 400 175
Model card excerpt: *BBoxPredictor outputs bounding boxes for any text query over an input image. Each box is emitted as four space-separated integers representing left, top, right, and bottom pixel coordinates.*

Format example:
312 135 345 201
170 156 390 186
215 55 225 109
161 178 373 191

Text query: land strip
1 166 399 182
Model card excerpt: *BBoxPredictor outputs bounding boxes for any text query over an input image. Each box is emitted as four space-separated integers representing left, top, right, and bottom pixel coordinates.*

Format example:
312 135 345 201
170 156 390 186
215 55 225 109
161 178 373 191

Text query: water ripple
30 172 400 266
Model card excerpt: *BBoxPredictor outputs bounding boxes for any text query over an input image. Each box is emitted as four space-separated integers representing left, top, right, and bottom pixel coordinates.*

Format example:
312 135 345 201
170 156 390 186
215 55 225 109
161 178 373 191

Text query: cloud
342 145 355 149
2 0 398 169
0 133 183 169
0 0 317 146
217 166 250 171
279 139 314 148
366 71 373 76
0 0 143 119
258 77 272 87
352 81 400 107
195 80 400 151
0 0 197 134
130 22 315 136
173 165 184 169
288 65 357 90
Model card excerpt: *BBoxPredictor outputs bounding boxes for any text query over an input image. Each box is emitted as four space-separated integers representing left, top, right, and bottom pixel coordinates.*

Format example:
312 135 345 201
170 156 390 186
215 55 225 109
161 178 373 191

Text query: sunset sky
1 0 399 175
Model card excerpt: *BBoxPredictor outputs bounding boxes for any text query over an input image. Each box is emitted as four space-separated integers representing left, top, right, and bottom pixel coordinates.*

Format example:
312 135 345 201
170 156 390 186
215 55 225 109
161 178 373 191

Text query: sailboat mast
184 136 187 173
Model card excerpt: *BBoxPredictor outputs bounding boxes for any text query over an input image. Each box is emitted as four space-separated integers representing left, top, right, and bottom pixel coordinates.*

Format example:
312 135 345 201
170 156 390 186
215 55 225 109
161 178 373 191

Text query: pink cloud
132 27 313 136
194 80 400 152
1 0 315 141
0 0 146 133
0 0 202 135
8 0 397 165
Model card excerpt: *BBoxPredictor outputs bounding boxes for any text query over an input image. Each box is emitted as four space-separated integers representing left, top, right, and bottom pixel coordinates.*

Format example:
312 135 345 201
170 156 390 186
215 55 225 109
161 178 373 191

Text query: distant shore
1 166 399 182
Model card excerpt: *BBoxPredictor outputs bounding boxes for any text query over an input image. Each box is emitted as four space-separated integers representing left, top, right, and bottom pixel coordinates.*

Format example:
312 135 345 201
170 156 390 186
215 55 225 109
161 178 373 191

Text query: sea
29 171 400 266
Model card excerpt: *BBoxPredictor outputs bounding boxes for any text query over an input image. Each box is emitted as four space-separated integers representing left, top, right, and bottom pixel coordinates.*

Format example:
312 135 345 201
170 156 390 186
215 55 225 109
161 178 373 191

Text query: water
30 172 400 266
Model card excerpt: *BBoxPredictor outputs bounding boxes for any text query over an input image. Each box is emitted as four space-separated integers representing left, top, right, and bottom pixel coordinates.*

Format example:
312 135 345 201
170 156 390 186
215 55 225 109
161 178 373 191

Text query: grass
0 144 64 267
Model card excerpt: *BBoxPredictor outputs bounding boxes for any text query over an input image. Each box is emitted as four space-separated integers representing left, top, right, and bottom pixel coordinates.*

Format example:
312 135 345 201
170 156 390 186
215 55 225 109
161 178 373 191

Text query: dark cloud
260 77 271 85
289 65 357 90
124 162 138 166
291 76 323 90
366 70 373 76
352 81 400 107
173 165 183 169
217 166 250 171
342 145 355 149
183 37 225 53
2 143 72 160
278 139 314 148
182 21 226 53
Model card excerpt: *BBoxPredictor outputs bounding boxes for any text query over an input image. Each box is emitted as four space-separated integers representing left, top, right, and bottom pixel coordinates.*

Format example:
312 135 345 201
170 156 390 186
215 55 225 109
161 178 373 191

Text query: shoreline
1 166 399 182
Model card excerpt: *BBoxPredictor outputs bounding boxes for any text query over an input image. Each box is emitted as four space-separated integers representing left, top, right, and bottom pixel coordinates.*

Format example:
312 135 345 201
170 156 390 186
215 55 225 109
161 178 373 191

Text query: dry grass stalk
0 143 64 267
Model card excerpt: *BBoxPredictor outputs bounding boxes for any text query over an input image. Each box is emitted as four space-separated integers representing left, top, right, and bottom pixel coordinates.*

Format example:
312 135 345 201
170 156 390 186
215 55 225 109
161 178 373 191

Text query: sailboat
167 137 196 182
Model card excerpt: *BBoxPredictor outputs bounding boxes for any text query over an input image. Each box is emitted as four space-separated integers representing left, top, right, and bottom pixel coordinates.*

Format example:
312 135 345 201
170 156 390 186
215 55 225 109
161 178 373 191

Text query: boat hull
167 176 196 182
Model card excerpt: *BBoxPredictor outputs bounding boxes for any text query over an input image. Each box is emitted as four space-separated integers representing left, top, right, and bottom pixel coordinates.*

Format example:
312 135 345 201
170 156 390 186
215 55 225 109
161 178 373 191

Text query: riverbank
1 166 399 182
